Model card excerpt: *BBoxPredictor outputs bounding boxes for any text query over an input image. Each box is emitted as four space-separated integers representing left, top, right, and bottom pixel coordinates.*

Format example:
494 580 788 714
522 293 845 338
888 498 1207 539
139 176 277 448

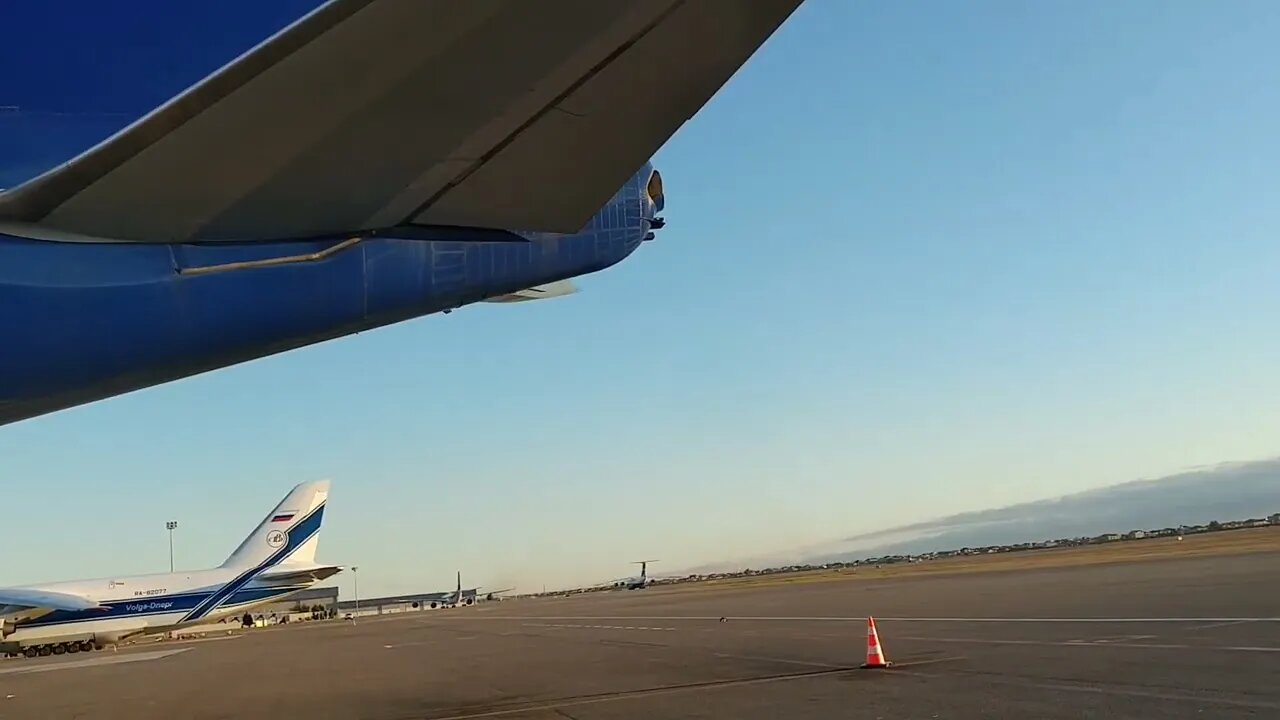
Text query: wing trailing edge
0 0 804 242
483 279 579 303
0 588 107 613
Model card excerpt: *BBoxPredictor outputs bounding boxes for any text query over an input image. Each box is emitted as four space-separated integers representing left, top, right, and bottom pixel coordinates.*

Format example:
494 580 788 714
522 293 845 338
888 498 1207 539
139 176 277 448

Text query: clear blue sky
4 0 1280 597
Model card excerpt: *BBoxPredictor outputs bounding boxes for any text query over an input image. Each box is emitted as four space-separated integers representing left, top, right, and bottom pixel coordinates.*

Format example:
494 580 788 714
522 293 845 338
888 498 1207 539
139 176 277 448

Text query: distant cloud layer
689 458 1280 573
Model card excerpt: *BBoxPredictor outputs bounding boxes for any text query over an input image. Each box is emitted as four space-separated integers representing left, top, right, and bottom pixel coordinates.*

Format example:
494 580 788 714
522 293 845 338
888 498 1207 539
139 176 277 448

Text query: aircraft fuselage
1 490 331 654
0 164 659 426
5 567 308 650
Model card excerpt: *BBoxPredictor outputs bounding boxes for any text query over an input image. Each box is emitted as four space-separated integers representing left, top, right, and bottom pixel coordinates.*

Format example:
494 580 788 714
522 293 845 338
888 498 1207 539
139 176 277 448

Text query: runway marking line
876 617 1280 624
1184 619 1257 632
710 652 965 670
899 635 1280 653
0 648 190 676
453 615 1280 623
897 668 1280 711
382 638 460 649
523 622 676 632
424 664 887 720
711 652 841 669
889 656 967 669
1064 634 1157 644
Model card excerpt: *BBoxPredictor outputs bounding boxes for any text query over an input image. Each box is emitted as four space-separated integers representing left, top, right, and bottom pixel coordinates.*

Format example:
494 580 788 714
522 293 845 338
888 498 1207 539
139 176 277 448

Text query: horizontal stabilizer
0 0 803 242
483 280 578 304
257 564 344 584
0 588 107 612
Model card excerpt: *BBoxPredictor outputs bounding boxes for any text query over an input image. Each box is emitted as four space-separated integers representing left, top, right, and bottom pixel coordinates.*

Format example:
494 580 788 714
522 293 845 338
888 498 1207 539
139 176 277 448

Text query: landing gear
15 640 99 659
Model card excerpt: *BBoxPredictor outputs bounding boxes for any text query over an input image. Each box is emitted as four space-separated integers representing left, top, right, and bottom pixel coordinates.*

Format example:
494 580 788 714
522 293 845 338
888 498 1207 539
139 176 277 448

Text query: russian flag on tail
271 513 295 523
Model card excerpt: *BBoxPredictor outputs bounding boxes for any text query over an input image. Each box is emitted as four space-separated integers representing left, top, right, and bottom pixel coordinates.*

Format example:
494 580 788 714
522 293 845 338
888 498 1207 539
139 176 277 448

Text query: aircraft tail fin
221 480 330 570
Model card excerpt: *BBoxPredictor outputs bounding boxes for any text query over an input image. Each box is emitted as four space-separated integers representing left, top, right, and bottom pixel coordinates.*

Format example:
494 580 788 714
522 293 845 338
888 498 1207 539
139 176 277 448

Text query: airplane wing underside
483 279 579 303
0 0 803 243
0 588 107 621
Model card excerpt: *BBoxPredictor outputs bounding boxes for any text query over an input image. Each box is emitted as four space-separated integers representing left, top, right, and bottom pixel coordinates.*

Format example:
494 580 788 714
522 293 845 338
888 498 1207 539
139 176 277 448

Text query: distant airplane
0 0 805 427
607 560 659 590
423 571 514 609
0 481 339 658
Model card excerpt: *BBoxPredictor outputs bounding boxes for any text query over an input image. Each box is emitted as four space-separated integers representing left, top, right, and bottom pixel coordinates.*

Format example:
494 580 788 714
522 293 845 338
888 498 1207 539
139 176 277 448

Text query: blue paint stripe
182 503 325 622
182 507 319 621
24 595 202 628
21 585 310 629
217 585 311 612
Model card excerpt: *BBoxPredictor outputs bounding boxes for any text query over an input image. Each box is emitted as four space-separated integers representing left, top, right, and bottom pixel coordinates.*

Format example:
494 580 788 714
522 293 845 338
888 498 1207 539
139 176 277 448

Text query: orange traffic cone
861 616 892 669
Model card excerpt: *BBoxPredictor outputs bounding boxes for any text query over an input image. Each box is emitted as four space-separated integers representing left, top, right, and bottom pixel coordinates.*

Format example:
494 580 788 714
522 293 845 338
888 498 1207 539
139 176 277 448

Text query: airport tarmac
1 551 1277 719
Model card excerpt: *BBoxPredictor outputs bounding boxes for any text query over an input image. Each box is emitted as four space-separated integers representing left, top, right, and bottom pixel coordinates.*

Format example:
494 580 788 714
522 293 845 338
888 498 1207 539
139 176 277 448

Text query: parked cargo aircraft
425 572 514 609
0 481 339 658
608 560 659 590
0 0 804 427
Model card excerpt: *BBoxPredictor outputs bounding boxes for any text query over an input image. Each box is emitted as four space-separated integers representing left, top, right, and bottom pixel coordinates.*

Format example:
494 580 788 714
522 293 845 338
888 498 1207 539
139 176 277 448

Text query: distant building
1101 533 1121 541
252 586 339 620
1127 530 1146 540
1270 513 1280 524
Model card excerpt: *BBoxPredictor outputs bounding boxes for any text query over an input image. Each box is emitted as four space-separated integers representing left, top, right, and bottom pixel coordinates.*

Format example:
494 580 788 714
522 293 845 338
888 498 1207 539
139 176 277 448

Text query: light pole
165 521 179 572
352 566 359 623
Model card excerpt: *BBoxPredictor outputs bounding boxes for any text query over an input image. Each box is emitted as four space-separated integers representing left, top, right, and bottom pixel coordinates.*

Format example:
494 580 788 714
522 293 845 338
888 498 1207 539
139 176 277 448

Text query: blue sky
3 0 1280 597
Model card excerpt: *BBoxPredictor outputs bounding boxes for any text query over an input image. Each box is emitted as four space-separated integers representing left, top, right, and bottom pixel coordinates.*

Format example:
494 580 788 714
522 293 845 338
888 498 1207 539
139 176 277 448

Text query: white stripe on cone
863 616 891 667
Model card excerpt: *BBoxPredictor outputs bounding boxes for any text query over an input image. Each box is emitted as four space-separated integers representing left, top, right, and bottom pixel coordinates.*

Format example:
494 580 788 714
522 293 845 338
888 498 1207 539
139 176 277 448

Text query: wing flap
483 279 578 303
0 588 107 612
257 564 344 584
0 0 802 242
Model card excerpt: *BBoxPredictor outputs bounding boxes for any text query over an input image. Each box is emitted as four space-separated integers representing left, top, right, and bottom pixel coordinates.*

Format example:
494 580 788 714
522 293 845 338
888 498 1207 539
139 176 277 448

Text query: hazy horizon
683 457 1280 576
